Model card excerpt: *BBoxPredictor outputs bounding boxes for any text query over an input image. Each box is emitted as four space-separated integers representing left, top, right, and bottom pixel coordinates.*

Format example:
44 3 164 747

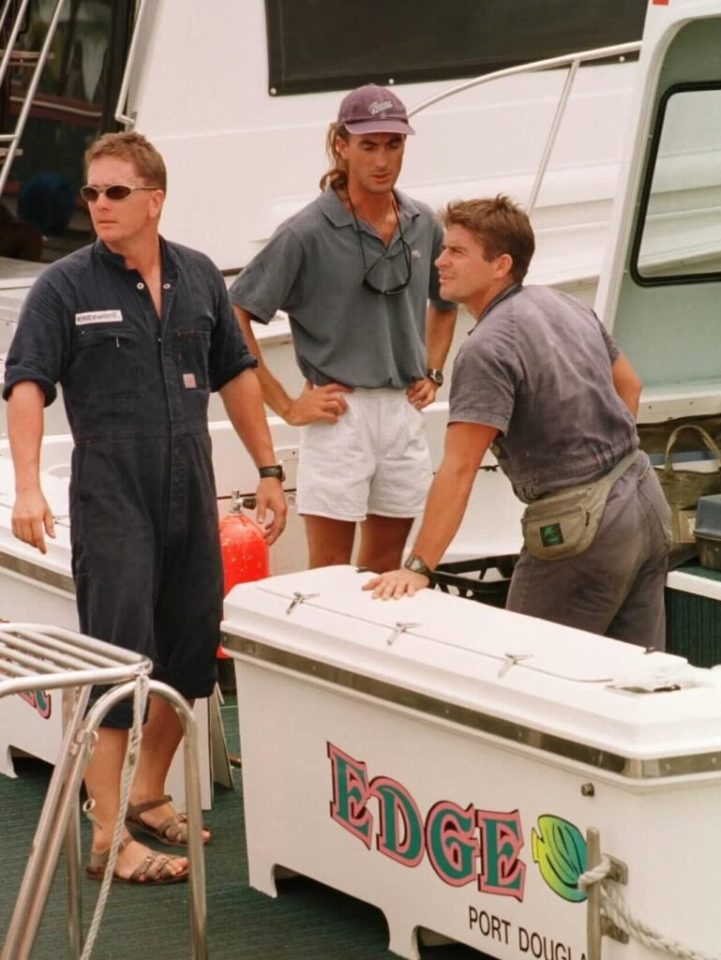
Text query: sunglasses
349 199 412 296
79 184 160 203
361 236 412 296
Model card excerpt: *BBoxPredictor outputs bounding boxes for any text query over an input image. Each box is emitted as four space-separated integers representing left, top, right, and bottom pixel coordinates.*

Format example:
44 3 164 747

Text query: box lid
222 566 721 780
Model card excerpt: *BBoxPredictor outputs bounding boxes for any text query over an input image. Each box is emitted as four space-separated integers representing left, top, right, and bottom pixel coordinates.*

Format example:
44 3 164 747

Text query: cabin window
264 0 646 96
633 83 721 284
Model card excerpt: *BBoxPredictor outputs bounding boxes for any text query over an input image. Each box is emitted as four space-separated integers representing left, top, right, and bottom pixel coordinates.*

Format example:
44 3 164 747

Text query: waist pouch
521 450 640 561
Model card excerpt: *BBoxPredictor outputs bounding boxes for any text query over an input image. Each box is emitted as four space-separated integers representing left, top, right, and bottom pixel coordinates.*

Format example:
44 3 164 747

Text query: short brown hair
441 195 535 282
84 132 167 193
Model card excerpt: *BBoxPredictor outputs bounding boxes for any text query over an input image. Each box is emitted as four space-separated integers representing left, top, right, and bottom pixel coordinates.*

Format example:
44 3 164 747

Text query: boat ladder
0 0 67 198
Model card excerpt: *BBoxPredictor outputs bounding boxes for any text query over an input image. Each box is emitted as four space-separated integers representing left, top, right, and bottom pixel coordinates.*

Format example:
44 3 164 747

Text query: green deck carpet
0 696 488 960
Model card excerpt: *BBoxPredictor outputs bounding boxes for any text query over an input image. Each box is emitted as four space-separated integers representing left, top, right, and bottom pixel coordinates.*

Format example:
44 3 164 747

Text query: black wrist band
258 465 285 481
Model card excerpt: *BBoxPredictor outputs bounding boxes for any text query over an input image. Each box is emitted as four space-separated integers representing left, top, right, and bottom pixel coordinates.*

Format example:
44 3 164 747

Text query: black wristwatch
258 464 285 481
403 554 433 578
426 368 444 387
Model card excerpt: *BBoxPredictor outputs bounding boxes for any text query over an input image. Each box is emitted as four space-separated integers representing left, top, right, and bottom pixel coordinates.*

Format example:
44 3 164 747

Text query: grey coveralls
4 239 256 725
449 284 671 648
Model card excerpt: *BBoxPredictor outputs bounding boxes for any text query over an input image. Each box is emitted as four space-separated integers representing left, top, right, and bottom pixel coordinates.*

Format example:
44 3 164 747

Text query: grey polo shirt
229 188 455 389
449 284 638 502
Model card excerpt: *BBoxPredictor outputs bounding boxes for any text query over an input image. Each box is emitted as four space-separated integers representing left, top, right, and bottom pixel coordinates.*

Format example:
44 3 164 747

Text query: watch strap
258 464 285 481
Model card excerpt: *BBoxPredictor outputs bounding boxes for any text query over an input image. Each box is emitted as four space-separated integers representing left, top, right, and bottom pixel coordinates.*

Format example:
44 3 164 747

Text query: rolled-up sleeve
449 321 521 436
207 271 258 392
3 273 69 405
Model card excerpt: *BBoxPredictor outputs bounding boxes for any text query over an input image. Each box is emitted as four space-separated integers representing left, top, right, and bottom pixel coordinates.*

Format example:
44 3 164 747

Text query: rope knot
577 857 612 891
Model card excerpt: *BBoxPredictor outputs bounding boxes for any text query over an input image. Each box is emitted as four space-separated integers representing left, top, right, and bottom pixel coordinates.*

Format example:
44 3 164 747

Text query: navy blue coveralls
4 239 257 726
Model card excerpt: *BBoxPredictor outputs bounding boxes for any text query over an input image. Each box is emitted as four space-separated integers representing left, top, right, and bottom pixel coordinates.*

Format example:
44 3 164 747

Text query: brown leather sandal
86 836 189 885
126 794 210 847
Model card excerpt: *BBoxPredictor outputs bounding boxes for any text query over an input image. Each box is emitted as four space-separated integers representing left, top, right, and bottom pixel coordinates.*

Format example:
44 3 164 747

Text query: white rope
579 859 720 960
80 674 150 960
577 860 613 889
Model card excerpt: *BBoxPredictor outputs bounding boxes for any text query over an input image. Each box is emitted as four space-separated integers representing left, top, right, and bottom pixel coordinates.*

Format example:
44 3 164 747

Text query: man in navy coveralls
4 132 287 883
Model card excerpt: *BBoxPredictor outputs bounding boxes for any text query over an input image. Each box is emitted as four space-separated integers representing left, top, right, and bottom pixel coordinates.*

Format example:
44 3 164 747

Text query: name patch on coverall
74 310 123 325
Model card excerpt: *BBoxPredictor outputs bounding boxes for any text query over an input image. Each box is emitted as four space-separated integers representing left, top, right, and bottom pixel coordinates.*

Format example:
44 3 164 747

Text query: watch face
404 554 431 576
427 369 444 387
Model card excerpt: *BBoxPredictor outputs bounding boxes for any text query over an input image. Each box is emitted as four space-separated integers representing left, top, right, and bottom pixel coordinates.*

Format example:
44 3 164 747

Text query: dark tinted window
1 0 134 262
265 0 646 96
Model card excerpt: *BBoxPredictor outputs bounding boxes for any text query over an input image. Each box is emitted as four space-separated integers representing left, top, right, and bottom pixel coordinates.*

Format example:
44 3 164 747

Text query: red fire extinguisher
220 490 270 595
218 490 270 659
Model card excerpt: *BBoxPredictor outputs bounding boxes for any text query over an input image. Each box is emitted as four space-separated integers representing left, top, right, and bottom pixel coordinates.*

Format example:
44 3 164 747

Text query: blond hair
85 132 167 193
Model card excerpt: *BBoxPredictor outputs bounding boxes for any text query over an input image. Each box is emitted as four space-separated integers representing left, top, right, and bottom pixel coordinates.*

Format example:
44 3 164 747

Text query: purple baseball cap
337 84 415 136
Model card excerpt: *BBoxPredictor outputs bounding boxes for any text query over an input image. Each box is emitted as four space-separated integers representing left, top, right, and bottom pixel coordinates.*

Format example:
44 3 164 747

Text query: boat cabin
1 0 644 283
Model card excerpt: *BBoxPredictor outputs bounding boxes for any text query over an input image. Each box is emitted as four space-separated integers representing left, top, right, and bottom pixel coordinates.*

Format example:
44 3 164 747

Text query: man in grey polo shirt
230 84 457 573
366 196 671 648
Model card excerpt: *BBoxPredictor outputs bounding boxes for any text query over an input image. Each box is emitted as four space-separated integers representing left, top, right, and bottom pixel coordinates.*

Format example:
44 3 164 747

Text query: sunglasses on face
79 184 160 203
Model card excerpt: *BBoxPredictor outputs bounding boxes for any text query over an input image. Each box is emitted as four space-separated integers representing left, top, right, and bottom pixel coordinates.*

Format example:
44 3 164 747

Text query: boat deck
0 695 488 960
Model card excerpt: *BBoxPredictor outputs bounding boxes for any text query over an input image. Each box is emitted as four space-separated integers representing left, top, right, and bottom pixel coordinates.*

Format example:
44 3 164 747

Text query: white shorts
296 388 432 521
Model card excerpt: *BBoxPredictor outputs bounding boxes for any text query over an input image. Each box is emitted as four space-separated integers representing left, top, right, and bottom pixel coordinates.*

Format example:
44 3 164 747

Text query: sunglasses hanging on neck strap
347 196 412 296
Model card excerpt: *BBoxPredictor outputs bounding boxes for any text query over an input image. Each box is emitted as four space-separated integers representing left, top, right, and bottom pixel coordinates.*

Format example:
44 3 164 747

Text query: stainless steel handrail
0 0 68 197
0 0 14 36
408 41 642 215
114 0 153 128
0 0 33 90
526 57 580 213
408 42 641 117
0 624 207 960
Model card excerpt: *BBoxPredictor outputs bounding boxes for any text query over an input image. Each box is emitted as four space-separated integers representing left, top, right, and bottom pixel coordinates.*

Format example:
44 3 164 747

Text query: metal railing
408 41 641 215
114 0 153 128
0 0 68 197
0 623 207 960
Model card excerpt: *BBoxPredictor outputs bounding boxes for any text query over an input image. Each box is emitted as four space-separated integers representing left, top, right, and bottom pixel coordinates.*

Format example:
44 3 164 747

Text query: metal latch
285 592 319 616
386 621 421 647
498 652 532 677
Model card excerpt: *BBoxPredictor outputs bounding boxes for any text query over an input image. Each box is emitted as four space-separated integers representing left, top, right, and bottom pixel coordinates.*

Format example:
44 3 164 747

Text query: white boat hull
222 566 721 960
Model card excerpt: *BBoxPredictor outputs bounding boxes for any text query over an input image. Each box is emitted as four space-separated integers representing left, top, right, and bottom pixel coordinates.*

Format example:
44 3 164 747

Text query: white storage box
222 565 721 960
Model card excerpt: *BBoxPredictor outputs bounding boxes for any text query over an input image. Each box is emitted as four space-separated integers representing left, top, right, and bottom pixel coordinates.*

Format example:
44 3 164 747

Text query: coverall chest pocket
71 326 138 399
175 329 211 393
